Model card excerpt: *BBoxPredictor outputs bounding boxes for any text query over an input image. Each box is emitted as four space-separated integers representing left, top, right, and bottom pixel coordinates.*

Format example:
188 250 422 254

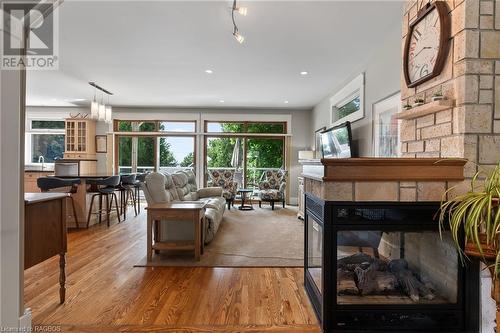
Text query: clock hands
413 46 431 58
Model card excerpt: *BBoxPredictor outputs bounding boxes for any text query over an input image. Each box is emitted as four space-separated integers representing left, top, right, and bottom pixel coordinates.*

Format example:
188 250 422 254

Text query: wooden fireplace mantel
301 158 467 182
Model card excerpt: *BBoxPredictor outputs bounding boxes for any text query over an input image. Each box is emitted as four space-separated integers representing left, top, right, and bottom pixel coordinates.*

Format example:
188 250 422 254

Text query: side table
146 201 206 261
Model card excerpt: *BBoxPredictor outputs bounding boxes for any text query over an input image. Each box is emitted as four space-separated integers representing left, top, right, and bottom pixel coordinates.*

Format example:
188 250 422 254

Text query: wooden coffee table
146 201 206 261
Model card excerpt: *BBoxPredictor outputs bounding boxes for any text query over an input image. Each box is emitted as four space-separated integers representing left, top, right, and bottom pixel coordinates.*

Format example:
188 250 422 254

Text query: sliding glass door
245 138 284 189
205 137 243 185
117 135 155 174
204 136 284 189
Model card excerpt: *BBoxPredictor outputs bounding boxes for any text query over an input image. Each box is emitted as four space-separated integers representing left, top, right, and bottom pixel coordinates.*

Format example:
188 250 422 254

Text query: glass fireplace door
336 230 459 305
307 214 323 294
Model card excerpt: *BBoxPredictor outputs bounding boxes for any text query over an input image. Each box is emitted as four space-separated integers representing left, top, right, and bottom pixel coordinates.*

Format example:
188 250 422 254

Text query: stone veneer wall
400 0 500 184
303 178 449 202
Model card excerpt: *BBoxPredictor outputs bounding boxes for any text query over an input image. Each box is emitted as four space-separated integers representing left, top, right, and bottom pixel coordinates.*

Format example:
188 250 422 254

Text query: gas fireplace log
337 269 359 295
354 261 398 295
338 253 374 271
388 259 435 302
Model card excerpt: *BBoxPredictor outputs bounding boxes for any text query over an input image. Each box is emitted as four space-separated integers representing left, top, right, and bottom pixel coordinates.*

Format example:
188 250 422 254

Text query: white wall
26 106 311 203
310 23 402 156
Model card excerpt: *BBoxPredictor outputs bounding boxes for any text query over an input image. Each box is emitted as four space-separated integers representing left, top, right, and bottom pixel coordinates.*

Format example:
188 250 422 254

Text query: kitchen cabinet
64 119 96 159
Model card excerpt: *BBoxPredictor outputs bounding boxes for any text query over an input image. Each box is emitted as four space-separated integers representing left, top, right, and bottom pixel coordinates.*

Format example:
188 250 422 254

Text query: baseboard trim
19 308 32 330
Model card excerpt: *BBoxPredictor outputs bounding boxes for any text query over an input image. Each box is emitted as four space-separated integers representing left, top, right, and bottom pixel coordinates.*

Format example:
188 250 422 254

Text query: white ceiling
27 1 404 109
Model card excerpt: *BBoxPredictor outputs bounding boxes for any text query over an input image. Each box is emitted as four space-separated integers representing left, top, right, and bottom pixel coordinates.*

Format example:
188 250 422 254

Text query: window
115 121 156 132
205 122 285 134
114 119 196 174
159 121 196 132
31 120 65 130
159 136 195 173
335 95 360 120
206 122 245 133
30 134 65 163
26 119 65 164
117 135 156 174
204 121 286 189
330 73 364 126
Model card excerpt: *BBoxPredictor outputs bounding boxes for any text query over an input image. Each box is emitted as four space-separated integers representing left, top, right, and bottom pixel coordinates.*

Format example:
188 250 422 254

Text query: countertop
25 192 69 204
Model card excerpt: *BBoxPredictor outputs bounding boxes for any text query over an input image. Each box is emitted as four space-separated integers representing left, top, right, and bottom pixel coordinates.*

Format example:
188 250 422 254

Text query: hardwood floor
24 207 320 332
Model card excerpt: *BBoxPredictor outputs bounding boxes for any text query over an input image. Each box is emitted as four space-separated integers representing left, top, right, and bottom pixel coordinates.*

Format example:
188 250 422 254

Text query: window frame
113 119 198 174
330 73 365 126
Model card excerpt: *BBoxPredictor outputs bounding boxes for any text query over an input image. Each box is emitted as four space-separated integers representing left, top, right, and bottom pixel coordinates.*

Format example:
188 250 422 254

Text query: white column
0 44 25 329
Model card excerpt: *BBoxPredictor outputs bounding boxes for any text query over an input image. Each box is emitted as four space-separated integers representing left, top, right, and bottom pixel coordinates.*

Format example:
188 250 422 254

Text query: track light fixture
232 0 247 44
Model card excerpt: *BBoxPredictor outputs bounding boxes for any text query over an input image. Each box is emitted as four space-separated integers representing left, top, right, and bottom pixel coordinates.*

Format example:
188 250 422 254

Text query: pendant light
90 87 98 119
105 94 112 124
89 82 114 122
98 91 106 121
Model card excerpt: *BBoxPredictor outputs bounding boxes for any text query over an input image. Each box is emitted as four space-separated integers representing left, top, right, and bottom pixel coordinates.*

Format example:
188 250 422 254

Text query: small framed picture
314 127 326 158
95 135 107 153
372 92 401 157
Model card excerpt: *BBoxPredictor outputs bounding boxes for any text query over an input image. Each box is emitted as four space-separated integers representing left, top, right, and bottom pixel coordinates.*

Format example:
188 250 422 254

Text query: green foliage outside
336 96 360 119
180 152 194 167
32 120 65 130
159 139 177 167
31 134 65 163
117 121 284 180
206 123 284 186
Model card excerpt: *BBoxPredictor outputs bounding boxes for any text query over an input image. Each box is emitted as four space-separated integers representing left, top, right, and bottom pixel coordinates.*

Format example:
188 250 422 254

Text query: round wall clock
403 2 450 88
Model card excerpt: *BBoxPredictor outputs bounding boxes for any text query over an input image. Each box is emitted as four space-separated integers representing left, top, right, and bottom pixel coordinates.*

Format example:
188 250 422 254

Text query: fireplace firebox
304 193 480 333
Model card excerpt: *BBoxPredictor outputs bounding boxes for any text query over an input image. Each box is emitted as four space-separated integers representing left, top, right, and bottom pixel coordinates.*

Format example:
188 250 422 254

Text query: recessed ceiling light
300 71 309 76
219 100 225 103
205 69 213 74
284 100 289 104
71 98 86 102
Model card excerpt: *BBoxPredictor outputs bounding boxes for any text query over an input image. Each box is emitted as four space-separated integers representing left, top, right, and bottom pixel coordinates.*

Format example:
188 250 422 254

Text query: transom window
205 121 285 134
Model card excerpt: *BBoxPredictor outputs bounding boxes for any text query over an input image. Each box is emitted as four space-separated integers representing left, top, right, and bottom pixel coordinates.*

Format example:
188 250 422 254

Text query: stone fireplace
301 158 479 332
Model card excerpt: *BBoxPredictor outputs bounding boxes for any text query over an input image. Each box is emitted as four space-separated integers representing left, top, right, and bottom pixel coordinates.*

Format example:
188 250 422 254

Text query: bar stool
116 174 137 220
86 176 121 228
134 173 147 214
37 177 81 228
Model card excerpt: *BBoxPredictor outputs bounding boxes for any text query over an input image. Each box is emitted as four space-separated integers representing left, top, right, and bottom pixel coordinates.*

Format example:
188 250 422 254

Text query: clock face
407 7 441 84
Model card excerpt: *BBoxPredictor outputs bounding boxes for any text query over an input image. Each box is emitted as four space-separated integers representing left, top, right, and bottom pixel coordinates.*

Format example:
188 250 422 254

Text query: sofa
141 170 226 244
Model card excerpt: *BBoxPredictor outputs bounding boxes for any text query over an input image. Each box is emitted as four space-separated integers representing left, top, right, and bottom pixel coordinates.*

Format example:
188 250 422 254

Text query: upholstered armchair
207 169 238 210
257 169 287 210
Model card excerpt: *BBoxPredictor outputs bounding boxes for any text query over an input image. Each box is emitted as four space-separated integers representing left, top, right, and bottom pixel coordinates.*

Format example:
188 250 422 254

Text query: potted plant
432 91 445 101
403 103 412 110
437 162 500 274
438 162 500 332
413 98 425 107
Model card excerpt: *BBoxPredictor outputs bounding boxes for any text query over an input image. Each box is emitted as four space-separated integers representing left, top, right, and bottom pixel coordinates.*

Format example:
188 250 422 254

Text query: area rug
135 206 304 267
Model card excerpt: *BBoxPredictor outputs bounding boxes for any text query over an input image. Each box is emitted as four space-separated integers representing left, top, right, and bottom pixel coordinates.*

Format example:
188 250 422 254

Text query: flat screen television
320 121 353 158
